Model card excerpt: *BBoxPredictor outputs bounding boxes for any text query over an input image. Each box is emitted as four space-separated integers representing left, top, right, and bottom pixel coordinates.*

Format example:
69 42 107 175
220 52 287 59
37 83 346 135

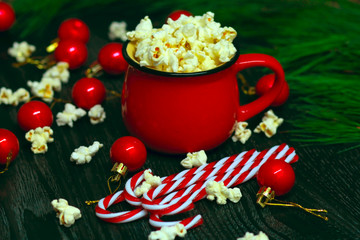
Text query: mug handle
233 53 286 121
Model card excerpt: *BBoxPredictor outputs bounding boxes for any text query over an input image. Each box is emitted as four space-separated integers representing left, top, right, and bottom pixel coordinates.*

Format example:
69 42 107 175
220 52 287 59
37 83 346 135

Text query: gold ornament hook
46 38 60 53
256 186 328 221
0 151 12 174
85 61 103 78
85 163 128 205
238 73 256 95
12 55 56 70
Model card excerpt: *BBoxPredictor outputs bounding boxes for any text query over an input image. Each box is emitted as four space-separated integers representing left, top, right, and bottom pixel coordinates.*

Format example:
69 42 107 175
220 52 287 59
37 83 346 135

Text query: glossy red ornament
54 40 88 69
256 74 290 107
58 18 90 43
98 43 128 75
0 2 15 31
122 40 286 154
257 159 295 196
110 136 147 172
0 129 19 165
17 101 53 131
71 77 106 110
167 10 192 22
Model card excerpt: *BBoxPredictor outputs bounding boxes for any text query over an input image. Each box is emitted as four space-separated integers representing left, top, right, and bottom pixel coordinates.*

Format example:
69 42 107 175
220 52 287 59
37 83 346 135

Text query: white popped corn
237 231 269 240
51 198 82 227
180 150 207 169
25 126 54 154
134 169 161 197
232 121 252 144
88 104 106 125
27 80 54 102
206 181 242 205
8 41 36 63
254 109 284 138
127 12 237 73
27 62 70 102
42 62 70 84
148 223 186 240
70 141 103 165
109 21 128 41
0 87 30 106
56 103 86 127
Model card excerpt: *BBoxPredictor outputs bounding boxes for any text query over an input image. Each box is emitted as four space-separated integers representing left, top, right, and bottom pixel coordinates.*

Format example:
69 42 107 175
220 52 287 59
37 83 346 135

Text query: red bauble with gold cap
0 2 15 31
0 129 19 165
58 18 90 43
17 101 53 132
257 159 295 196
110 136 147 172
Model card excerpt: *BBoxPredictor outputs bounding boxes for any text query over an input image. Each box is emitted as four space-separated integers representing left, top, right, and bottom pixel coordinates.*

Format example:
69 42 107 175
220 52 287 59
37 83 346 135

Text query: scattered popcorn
8 41 36 63
88 104 106 125
51 198 81 227
25 126 54 154
134 169 161 197
42 62 70 85
109 21 128 41
148 223 186 240
180 150 207 169
237 231 269 240
0 87 30 106
232 121 252 144
56 103 86 127
70 141 103 165
27 62 70 102
254 109 284 138
27 80 54 102
206 181 242 205
127 12 237 73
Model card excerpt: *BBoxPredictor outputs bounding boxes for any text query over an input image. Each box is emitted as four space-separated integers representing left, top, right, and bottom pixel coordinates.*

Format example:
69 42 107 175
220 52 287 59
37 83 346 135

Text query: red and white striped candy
95 144 298 228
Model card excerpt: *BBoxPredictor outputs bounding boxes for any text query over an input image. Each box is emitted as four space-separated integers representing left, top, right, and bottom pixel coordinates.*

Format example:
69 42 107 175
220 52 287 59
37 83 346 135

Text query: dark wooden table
1 2 359 240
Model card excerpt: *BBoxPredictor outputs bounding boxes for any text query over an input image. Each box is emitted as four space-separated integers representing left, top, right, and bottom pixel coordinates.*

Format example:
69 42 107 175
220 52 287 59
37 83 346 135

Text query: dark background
1 1 359 239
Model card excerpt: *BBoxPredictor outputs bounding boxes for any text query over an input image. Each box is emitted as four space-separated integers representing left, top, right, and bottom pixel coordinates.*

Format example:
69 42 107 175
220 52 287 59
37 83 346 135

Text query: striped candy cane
95 144 298 229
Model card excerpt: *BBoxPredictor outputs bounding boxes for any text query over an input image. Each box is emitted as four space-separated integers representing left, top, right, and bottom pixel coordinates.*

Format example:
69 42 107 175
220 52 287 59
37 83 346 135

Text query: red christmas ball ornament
71 77 106 110
0 129 19 165
257 159 295 196
256 74 290 107
17 101 53 131
110 136 147 172
167 10 192 22
0 2 15 31
58 18 90 43
98 43 128 75
54 40 88 69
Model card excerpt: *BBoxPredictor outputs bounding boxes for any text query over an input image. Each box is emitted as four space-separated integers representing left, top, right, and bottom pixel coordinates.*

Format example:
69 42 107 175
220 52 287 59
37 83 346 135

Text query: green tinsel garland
9 0 360 148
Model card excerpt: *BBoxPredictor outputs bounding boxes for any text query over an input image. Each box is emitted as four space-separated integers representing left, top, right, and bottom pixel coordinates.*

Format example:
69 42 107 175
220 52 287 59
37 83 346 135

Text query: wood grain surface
1 2 359 240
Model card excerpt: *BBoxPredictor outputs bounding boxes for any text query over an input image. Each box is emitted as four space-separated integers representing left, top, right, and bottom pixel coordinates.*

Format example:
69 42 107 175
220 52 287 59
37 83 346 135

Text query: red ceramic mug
121 39 286 154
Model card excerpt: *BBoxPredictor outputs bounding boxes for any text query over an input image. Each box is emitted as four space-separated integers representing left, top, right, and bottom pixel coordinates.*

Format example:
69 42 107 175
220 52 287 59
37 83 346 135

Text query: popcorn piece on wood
231 121 251 144
109 21 128 41
206 181 242 205
180 150 207 169
25 127 54 154
254 109 284 138
88 104 106 125
43 62 70 84
8 41 36 63
51 198 81 227
148 223 187 240
70 141 103 165
0 87 30 106
27 80 54 102
237 231 269 240
134 169 161 197
27 62 70 102
56 103 86 127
